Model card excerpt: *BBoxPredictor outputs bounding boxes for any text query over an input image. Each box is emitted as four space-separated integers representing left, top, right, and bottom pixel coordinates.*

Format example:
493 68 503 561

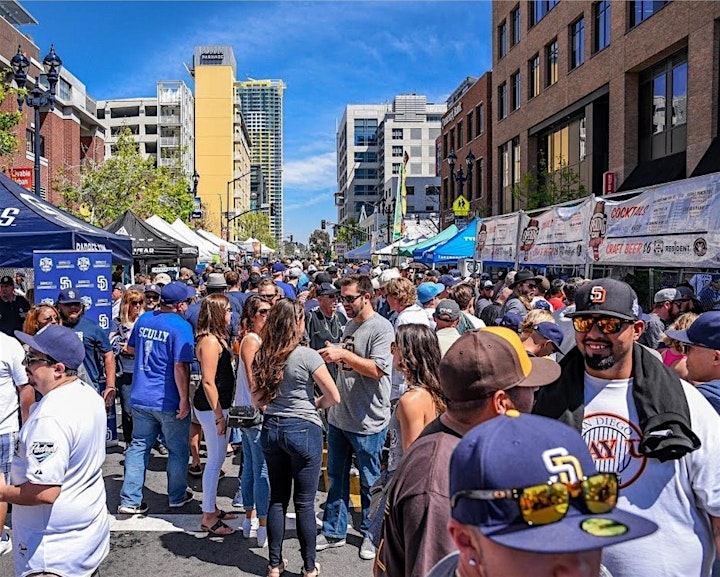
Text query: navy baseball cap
417 282 444 304
144 284 161 296
533 322 564 351
438 274 460 288
317 282 339 297
568 278 640 321
57 288 82 304
496 312 523 332
666 311 720 350
272 262 287 273
450 412 657 553
160 281 194 304
15 325 86 370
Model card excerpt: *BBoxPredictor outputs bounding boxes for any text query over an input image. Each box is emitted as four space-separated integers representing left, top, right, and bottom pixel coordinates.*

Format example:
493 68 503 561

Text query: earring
468 558 478 567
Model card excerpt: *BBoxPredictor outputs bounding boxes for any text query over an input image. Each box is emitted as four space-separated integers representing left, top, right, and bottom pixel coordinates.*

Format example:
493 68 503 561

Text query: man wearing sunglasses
498 269 536 321
305 282 346 381
534 278 720 577
426 412 657 577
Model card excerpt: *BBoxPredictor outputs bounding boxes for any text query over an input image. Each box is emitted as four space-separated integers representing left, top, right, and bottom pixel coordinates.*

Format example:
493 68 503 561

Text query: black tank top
194 345 235 411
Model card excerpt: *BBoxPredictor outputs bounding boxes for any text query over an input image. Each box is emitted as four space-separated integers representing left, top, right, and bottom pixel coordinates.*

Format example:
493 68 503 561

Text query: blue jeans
117 373 134 442
241 425 270 517
261 416 323 572
120 406 190 507
322 424 386 538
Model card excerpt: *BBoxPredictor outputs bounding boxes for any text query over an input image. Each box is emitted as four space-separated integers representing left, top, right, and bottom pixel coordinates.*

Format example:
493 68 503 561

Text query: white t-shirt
583 373 720 577
395 304 431 328
0 332 28 435
11 378 110 577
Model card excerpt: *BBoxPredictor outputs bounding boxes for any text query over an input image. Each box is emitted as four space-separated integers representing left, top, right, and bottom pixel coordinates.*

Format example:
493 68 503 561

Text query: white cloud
284 192 335 212
283 151 336 190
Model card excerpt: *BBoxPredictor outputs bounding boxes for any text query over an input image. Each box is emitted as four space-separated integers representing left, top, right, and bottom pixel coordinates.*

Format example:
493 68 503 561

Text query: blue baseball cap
15 325 86 370
439 274 460 288
496 312 523 332
160 281 194 304
450 412 658 553
271 262 287 273
417 282 444 304
666 311 720 350
57 288 82 304
533 322 564 351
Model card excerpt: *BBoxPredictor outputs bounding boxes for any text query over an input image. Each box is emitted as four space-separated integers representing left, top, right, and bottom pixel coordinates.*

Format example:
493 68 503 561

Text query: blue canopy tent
344 240 387 260
405 225 459 259
0 172 133 268
420 217 479 264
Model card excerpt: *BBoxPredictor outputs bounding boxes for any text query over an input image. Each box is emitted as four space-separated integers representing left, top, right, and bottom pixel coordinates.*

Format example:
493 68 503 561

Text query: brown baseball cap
439 327 560 404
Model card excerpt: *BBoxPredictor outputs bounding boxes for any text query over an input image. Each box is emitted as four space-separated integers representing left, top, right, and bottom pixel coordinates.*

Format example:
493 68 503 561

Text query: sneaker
359 535 376 560
0 533 11 556
154 442 169 456
242 517 259 538
188 463 203 477
169 489 194 508
316 534 346 551
232 486 244 508
256 525 267 547
117 502 149 515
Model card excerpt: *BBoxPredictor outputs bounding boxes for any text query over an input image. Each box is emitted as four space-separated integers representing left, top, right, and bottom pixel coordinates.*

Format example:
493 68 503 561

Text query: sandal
216 509 238 521
267 558 288 577
200 519 235 536
302 562 320 577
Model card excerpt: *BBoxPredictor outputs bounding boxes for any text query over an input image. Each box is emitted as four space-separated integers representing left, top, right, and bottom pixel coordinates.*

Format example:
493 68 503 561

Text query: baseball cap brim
519 356 561 388
15 331 54 359
481 506 658 554
664 329 693 345
565 309 636 321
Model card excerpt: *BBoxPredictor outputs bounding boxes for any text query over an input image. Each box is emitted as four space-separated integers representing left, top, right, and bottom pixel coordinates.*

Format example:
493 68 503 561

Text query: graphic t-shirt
129 310 194 412
583 373 720 577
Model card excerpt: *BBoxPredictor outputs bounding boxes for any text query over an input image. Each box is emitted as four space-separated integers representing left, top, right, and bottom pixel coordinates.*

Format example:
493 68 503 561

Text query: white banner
589 173 720 267
520 198 594 266
474 213 528 264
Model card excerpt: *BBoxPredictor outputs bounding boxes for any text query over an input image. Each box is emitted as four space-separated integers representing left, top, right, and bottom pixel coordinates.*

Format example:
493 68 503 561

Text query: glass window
630 1 671 28
671 61 687 127
501 143 510 189
653 74 666 135
593 0 611 52
579 117 587 161
547 126 569 171
529 54 541 98
498 20 508 59
570 18 585 69
411 128 422 140
511 7 521 46
457 121 463 147
530 0 560 27
467 111 474 141
354 118 378 146
511 71 521 111
546 39 559 86
512 138 521 185
392 128 403 140
499 83 508 120
476 103 484 135
392 163 401 175
392 146 403 157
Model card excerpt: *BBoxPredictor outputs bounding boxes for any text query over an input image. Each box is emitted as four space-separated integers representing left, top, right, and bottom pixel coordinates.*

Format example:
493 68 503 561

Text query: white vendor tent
146 215 216 262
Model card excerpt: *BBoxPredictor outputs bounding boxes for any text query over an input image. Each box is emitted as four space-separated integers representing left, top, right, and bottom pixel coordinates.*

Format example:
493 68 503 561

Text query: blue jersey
70 316 112 391
129 310 194 412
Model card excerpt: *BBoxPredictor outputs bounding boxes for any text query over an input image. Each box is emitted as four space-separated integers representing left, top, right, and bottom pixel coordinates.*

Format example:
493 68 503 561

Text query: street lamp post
446 149 476 200
381 201 393 244
226 171 252 242
10 45 62 197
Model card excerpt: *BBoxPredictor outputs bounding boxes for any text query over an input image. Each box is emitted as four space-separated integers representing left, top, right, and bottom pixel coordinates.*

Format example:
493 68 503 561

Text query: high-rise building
236 79 285 244
336 95 445 235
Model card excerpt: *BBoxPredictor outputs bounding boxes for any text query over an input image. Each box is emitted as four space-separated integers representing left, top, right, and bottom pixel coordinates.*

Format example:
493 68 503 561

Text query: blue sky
21 1 493 243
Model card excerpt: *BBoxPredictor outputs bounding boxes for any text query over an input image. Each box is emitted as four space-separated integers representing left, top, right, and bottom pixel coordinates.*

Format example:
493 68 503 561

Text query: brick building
491 0 720 216
438 73 492 229
0 1 104 204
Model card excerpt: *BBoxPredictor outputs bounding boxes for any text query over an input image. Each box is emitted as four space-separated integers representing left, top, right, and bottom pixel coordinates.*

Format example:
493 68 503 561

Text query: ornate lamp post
381 201 393 244
10 45 63 197
446 149 476 200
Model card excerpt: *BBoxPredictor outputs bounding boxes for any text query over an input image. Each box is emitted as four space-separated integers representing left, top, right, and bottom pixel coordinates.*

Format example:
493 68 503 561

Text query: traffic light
321 219 326 230
289 234 294 243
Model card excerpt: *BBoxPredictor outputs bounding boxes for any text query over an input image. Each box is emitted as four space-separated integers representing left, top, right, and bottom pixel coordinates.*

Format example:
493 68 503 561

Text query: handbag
228 405 263 428
367 470 395 548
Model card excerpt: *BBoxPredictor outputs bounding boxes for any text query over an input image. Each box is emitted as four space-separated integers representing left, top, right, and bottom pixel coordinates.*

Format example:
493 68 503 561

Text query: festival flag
392 151 409 241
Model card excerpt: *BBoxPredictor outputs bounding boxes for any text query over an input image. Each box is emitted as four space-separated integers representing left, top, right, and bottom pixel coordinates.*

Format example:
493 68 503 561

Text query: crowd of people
1 258 720 576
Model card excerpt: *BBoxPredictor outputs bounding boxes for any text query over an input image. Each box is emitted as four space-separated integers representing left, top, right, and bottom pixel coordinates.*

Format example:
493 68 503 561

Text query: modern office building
97 97 159 159
491 0 720 216
336 95 445 235
2 1 105 205
236 78 285 244
438 74 493 229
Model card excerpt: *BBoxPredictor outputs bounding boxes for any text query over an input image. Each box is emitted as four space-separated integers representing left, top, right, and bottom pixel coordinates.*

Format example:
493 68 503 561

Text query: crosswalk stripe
109 512 325 533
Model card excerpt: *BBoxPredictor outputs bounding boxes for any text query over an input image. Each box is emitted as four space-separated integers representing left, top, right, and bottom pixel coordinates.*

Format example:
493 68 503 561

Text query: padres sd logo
589 286 606 304
582 412 646 488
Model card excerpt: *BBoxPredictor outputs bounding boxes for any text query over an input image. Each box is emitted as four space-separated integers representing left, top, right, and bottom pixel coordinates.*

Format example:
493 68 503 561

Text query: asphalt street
0 440 374 577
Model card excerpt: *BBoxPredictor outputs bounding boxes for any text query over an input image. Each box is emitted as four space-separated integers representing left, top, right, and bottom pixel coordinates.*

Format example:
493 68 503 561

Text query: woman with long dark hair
234 294 271 545
194 294 237 536
252 299 340 577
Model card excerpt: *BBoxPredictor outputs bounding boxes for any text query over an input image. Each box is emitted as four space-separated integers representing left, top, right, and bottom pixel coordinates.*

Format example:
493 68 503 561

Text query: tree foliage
512 154 587 211
54 129 193 226
0 73 24 158
308 229 331 260
232 210 277 250
334 218 368 247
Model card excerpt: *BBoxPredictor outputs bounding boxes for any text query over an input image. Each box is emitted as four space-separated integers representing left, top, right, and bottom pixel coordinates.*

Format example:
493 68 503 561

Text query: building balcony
159 115 180 125
159 136 180 146
157 157 180 167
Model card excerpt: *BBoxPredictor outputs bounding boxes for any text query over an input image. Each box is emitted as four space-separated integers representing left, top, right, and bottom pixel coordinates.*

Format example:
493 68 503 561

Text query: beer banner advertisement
519 198 594 266
33 250 113 332
474 212 528 265
587 173 720 267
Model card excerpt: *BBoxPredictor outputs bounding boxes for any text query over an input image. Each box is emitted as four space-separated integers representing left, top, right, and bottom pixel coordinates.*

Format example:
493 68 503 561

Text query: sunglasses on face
572 315 631 335
259 294 275 302
144 294 160 301
130 300 143 305
23 352 55 367
450 472 618 527
340 293 364 304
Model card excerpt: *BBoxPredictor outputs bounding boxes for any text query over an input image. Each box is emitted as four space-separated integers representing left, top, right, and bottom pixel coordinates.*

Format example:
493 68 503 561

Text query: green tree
335 218 368 247
512 154 587 211
0 73 24 158
308 229 331 260
232 210 277 250
54 129 193 226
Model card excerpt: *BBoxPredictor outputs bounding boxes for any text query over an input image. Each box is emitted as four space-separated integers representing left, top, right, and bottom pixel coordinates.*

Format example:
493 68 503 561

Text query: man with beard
498 269 536 320
305 282 346 380
56 289 116 411
142 284 162 313
534 278 720 577
318 274 394 561
0 275 30 337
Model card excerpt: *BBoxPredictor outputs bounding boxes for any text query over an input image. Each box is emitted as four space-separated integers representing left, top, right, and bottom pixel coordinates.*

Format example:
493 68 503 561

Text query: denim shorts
0 431 17 477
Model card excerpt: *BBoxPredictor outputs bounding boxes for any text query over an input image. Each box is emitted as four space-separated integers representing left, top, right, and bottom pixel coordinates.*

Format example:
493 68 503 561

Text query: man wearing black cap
305 282 346 380
534 278 720 577
118 281 196 514
498 269 535 320
375 328 560 577
427 412 657 577
0 275 30 337
3 325 109 577
112 281 125 320
473 280 496 317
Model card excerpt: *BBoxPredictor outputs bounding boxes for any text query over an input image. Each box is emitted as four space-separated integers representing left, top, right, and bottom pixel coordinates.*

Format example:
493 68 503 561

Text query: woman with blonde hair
661 312 698 380
252 299 340 577
22 303 60 334
194 293 237 536
110 289 144 443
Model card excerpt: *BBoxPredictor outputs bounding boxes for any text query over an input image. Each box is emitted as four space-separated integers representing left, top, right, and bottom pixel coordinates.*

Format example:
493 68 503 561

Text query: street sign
452 194 470 217
9 167 32 190
334 242 347 256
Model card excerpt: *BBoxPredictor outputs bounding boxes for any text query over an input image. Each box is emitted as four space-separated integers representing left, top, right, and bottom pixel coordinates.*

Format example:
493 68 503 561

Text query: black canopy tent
105 210 198 273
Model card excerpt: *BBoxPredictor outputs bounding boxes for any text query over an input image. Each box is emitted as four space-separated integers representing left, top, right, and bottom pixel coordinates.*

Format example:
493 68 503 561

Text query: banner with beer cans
474 212 529 265
586 172 720 267
33 250 113 331
518 197 594 266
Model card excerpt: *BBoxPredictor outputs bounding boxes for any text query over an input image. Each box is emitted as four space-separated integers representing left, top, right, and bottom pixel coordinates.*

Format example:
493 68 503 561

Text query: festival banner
519 197 594 266
587 173 720 267
474 212 528 265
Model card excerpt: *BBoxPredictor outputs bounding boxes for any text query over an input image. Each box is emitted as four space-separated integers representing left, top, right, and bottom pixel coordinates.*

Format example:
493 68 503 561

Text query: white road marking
109 512 327 533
